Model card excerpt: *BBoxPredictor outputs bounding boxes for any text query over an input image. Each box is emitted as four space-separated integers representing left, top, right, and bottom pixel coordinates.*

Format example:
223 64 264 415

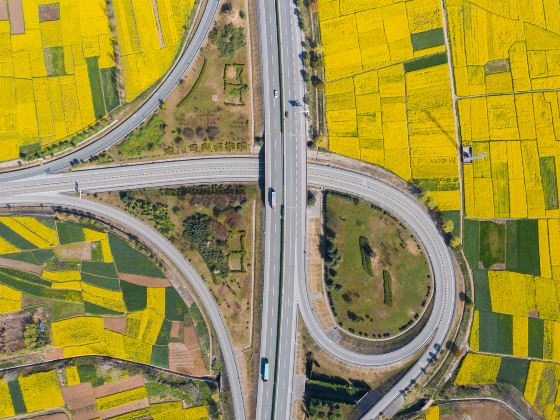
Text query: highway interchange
0 0 458 418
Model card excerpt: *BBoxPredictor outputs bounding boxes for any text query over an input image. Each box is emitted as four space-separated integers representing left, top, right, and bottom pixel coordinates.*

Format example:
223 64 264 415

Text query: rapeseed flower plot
19 371 64 413
0 0 194 162
455 353 501 385
0 381 14 418
318 0 460 208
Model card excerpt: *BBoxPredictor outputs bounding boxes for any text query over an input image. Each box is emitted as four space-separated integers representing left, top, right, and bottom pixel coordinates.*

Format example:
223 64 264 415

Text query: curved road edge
0 156 457 418
0 193 246 420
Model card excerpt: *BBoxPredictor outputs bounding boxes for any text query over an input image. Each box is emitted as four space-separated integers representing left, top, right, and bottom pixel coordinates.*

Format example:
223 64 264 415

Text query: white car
273 90 278 98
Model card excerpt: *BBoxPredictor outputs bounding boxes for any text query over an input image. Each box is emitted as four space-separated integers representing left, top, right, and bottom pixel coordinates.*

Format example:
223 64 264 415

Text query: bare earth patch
170 320 181 338
54 242 92 261
0 256 42 274
439 400 516 420
93 374 144 398
61 383 97 411
38 3 60 22
0 1 8 20
103 317 127 334
117 273 170 287
7 0 24 34
99 399 149 419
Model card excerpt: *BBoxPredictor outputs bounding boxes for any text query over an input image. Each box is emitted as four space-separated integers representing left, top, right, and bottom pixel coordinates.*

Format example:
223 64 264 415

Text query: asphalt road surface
0 0 220 183
255 0 284 417
0 157 455 419
274 0 309 418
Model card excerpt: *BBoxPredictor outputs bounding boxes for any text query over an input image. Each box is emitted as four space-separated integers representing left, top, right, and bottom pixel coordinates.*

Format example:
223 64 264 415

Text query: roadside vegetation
322 192 432 338
101 0 253 165
91 185 258 351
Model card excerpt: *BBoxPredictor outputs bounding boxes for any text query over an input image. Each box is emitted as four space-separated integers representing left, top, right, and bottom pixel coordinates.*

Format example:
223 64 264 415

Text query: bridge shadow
258 144 266 205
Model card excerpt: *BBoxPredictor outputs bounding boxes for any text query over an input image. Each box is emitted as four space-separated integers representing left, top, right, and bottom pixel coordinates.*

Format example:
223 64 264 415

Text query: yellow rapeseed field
318 0 460 208
42 269 81 282
81 282 126 313
524 360 546 405
0 0 195 162
96 386 147 411
0 381 14 418
425 405 439 420
0 237 19 254
52 316 105 347
469 310 479 351
113 0 195 102
83 228 113 262
19 371 64 413
0 284 21 314
455 353 501 385
0 217 58 248
65 366 81 386
488 271 560 321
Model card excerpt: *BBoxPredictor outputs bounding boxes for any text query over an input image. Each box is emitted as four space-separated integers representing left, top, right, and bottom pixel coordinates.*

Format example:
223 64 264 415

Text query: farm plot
0 217 210 375
0 361 212 419
318 0 460 208
460 93 560 219
447 0 560 96
455 353 560 419
0 0 196 163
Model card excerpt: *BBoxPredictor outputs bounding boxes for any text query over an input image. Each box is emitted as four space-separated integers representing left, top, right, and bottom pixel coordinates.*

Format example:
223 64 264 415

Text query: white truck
270 189 277 209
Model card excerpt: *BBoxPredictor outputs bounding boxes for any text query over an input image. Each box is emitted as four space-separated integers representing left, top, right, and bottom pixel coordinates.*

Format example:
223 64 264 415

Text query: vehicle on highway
270 189 277 209
261 358 269 382
274 89 278 98
284 111 289 118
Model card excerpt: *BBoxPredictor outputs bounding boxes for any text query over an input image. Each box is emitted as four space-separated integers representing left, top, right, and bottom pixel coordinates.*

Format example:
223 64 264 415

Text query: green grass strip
0 222 37 250
463 219 480 269
473 270 492 311
403 52 448 72
8 380 26 414
496 313 513 355
478 310 498 353
82 261 118 278
86 56 106 119
540 156 559 210
100 67 120 112
517 219 540 276
56 222 85 244
81 272 120 291
121 280 147 312
410 28 445 51
528 317 544 358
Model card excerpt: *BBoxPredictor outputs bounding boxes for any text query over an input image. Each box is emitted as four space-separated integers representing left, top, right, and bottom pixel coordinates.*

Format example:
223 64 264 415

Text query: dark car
284 111 288 118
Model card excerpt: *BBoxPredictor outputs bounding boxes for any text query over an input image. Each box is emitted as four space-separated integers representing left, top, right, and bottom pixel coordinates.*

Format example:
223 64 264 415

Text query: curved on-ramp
0 157 456 418
0 193 247 420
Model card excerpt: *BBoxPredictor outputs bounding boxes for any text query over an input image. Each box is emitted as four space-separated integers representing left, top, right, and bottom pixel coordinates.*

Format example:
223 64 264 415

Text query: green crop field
479 222 505 269
109 233 165 278
56 222 85 244
473 270 492 311
528 317 544 358
121 280 148 311
323 193 432 338
497 357 529 392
